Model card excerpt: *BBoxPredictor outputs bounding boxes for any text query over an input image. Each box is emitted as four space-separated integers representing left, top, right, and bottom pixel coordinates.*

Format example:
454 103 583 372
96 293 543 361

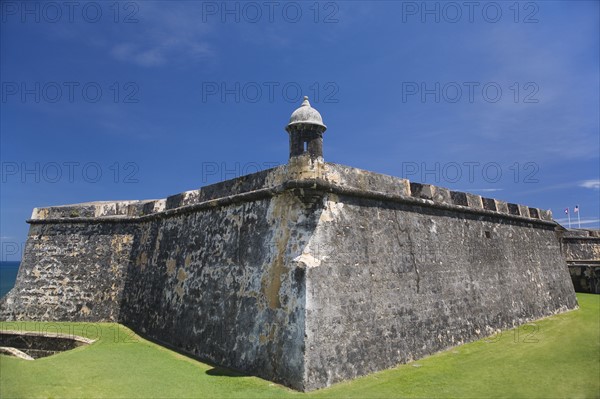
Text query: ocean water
0 261 20 298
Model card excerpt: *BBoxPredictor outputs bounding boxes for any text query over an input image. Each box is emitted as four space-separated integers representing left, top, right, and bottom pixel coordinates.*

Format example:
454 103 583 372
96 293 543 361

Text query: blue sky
1 0 599 260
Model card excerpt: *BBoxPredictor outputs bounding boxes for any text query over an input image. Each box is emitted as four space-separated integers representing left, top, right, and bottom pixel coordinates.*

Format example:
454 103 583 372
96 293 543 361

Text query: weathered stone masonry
0 98 578 391
559 228 600 294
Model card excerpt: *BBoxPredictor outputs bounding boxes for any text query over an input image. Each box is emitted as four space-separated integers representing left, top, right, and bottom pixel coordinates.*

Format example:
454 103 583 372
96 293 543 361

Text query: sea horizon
0 261 21 298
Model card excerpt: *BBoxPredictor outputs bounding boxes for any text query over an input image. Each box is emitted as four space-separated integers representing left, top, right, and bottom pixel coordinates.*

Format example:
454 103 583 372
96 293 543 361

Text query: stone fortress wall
559 228 600 294
0 157 578 391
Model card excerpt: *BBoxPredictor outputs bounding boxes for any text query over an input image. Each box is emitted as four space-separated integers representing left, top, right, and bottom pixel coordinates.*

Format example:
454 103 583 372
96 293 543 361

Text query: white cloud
108 4 214 68
554 217 600 226
580 180 600 190
469 188 504 193
45 3 215 68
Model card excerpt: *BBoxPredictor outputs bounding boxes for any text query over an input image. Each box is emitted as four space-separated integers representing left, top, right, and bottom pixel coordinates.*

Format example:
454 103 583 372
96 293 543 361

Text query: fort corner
0 99 579 391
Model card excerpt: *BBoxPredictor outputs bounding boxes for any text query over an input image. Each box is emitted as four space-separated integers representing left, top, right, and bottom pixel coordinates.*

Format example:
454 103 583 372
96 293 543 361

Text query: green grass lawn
1 293 598 399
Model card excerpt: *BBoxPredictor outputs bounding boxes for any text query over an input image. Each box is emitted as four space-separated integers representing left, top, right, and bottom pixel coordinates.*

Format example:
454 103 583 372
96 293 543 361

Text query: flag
564 208 569 214
574 205 579 213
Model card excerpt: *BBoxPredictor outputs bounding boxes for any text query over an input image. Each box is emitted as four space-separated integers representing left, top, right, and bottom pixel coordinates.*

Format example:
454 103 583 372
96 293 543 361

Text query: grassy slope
1 293 598 399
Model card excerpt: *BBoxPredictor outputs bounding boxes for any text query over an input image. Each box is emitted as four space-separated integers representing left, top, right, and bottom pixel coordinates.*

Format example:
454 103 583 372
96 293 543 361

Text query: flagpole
577 208 581 229
568 211 571 228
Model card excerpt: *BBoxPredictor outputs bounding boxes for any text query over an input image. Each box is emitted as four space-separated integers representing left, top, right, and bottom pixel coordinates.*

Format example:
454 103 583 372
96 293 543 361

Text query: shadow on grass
121 324 252 380
206 367 247 377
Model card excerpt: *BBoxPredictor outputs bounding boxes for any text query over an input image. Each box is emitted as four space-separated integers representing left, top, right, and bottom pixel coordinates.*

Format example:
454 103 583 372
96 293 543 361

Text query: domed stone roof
286 96 327 132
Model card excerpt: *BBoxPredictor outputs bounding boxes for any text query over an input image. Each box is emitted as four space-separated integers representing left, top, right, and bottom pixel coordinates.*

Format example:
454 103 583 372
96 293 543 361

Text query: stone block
166 193 185 210
466 193 483 209
507 203 520 216
539 209 553 221
431 186 451 204
450 191 468 206
528 207 540 219
495 200 509 214
518 205 530 218
482 197 497 211
410 182 434 200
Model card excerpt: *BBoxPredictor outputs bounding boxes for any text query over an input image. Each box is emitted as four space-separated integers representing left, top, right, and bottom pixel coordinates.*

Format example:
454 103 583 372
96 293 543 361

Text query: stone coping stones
27 162 553 225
